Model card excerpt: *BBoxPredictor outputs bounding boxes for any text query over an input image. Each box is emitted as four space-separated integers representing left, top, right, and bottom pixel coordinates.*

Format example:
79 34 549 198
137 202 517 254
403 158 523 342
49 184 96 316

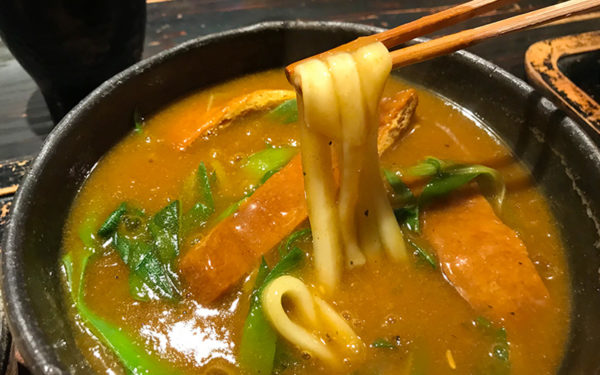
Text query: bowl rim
3 20 600 374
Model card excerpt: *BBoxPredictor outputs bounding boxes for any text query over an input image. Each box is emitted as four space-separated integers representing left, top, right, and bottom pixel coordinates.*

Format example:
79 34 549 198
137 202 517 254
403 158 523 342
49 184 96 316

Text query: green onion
405 234 437 269
385 159 505 233
371 338 396 349
406 158 505 211
215 196 249 223
384 169 420 232
197 162 215 211
473 316 511 374
241 146 297 182
62 253 174 374
181 162 216 234
267 99 298 124
239 248 304 375
384 169 415 206
97 203 127 238
133 108 144 134
278 228 311 257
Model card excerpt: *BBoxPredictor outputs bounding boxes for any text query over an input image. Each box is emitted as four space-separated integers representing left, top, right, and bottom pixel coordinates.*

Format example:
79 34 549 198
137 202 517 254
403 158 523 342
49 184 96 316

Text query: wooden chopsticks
286 0 600 74
390 0 600 69
286 0 517 75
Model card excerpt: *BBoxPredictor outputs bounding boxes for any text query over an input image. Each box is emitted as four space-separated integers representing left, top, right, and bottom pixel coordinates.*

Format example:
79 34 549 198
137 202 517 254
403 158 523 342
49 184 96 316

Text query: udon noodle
289 42 406 294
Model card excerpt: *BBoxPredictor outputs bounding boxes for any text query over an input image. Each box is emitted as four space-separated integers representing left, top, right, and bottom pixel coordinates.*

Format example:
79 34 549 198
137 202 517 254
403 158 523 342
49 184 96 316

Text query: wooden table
0 1 598 371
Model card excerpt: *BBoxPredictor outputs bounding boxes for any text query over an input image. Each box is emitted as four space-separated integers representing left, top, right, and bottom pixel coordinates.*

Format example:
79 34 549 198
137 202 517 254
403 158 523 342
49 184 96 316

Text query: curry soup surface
62 69 570 374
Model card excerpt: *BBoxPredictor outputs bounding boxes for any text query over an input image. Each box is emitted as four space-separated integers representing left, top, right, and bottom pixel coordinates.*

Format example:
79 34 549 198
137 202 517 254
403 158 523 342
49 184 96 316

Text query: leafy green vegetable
384 169 420 232
78 215 98 248
267 98 298 124
239 247 305 375
98 201 181 301
384 169 415 206
403 158 505 211
112 231 179 300
134 108 144 134
97 203 127 238
419 173 479 208
473 316 511 375
278 228 311 257
241 146 297 182
239 259 276 375
181 162 216 234
385 158 505 234
405 234 437 269
148 201 180 264
371 338 396 349
215 196 249 223
196 162 215 211
63 253 174 375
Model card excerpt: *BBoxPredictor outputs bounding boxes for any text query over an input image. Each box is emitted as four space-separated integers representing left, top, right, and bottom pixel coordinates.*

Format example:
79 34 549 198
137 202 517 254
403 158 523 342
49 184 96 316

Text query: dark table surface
0 0 598 372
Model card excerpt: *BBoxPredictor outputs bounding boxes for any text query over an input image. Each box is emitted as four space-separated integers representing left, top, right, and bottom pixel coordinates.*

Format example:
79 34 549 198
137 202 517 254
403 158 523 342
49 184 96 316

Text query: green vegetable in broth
239 233 306 375
216 148 296 222
402 158 505 211
97 202 127 238
384 169 420 232
241 146 297 182
62 253 174 375
98 201 181 301
133 108 144 134
148 201 180 264
181 162 216 234
405 234 437 269
473 317 511 375
371 338 397 349
239 259 276 375
267 98 298 124
196 162 215 211
385 159 505 233
278 228 311 256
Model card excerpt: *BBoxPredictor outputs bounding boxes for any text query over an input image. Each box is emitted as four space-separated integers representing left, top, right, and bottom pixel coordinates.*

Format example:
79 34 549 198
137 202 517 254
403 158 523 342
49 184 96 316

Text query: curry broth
62 70 569 374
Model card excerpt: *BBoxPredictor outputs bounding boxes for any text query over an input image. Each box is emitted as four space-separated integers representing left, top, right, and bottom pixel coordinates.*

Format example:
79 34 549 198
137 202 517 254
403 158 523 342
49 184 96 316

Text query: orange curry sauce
62 70 569 374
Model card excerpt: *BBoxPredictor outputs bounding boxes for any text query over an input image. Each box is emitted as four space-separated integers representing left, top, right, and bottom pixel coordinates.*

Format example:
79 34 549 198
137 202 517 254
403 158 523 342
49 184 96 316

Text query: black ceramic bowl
3 21 600 374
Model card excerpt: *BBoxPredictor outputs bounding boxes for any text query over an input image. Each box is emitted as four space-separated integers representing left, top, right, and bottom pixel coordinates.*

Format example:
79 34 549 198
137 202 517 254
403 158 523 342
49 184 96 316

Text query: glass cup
0 0 146 124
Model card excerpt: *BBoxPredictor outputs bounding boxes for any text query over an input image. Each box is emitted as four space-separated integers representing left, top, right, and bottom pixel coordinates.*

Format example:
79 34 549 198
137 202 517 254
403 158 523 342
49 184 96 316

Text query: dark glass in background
0 0 146 124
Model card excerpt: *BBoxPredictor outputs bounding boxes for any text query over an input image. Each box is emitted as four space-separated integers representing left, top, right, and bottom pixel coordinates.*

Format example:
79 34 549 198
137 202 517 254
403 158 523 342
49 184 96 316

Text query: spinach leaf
99 201 181 301
267 98 298 124
97 203 127 238
148 201 180 264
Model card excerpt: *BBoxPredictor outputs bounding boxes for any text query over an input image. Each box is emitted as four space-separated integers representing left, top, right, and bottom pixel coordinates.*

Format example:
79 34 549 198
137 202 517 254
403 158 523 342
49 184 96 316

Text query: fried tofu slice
179 90 418 304
423 193 549 321
179 155 307 303
175 89 296 149
378 89 418 154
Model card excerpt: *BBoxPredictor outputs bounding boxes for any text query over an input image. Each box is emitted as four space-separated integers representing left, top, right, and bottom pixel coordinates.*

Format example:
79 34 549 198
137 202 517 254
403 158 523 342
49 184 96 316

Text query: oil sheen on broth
61 69 569 374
